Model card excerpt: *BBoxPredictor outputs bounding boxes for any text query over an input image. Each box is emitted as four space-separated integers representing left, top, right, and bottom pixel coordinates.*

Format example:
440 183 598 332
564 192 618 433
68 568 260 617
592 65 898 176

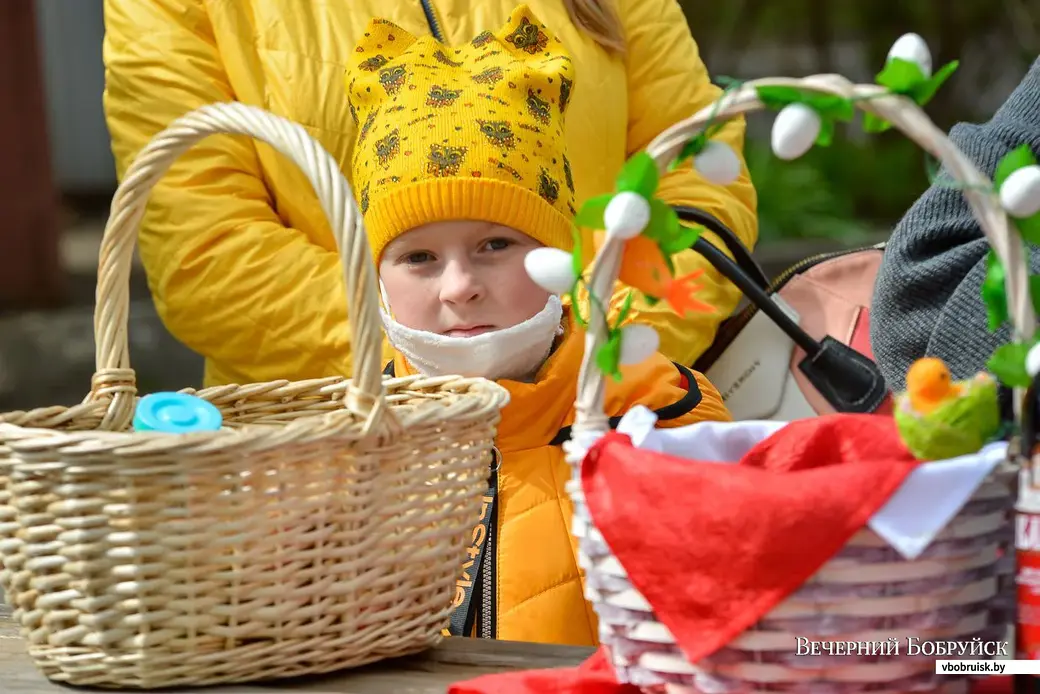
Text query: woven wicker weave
0 102 510 689
563 74 1021 693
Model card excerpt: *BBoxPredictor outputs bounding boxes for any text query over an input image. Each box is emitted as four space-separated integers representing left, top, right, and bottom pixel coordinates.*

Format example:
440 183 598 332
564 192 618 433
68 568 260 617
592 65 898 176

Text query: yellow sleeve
611 0 759 366
103 0 354 385
610 357 732 428
674 369 732 427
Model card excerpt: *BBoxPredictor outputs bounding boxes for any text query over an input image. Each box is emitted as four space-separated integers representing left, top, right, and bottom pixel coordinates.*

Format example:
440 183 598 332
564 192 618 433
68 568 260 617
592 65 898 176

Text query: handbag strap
679 210 822 359
678 208 888 415
674 205 771 290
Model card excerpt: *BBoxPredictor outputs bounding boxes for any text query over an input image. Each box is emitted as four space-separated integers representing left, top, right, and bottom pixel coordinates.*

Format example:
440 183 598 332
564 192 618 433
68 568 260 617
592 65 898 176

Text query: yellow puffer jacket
387 311 731 645
102 0 758 387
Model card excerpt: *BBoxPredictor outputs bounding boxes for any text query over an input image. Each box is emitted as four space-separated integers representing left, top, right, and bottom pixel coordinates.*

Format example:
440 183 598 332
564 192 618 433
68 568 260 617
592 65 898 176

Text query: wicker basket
563 74 1023 693
0 102 510 689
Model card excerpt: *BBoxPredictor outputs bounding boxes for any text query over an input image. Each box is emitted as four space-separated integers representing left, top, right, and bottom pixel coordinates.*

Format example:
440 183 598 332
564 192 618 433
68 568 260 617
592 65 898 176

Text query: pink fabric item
779 248 892 415
848 306 876 360
849 307 893 415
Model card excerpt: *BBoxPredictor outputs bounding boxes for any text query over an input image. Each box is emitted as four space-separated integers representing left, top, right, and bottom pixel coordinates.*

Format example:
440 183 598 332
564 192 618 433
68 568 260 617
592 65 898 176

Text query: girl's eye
403 251 434 265
484 238 512 251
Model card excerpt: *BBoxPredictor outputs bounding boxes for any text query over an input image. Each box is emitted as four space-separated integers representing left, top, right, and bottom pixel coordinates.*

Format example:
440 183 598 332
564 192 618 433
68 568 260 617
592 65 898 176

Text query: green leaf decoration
755 85 809 109
910 60 959 106
568 228 587 327
570 227 585 279
616 152 659 198
673 134 708 170
714 75 743 89
644 200 681 246
919 154 964 192
570 291 588 328
671 122 729 171
981 250 1009 331
574 193 613 230
1016 215 1040 245
924 153 946 186
755 86 854 122
924 152 941 182
995 144 1038 189
874 58 958 107
659 223 704 256
994 146 1040 242
815 119 836 147
808 94 855 122
862 112 893 134
614 290 636 328
876 57 927 93
661 248 676 277
987 341 1033 388
703 121 726 141
595 331 623 382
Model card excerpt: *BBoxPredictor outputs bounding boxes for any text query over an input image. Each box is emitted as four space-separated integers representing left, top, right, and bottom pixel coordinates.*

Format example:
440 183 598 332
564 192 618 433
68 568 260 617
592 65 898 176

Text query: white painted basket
564 72 1024 693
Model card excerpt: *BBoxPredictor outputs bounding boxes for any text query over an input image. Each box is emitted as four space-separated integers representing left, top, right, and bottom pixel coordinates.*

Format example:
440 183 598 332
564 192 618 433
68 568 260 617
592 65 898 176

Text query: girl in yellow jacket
348 7 731 647
102 0 757 388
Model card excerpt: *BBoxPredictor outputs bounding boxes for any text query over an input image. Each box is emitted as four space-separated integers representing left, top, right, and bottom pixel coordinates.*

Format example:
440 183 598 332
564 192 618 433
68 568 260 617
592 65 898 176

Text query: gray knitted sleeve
870 57 1040 392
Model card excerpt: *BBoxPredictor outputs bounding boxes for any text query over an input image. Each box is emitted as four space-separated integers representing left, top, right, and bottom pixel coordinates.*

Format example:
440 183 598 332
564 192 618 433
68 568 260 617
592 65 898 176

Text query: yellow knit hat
345 5 577 262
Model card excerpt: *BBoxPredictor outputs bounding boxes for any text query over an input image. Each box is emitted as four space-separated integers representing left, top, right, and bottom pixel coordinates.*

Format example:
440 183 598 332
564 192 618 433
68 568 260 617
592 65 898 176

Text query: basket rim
0 374 510 455
83 102 399 433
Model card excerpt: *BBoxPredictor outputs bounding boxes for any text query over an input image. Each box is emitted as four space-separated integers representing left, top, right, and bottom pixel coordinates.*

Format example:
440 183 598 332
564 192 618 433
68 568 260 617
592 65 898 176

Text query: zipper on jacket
694 242 886 372
419 0 446 43
476 452 500 638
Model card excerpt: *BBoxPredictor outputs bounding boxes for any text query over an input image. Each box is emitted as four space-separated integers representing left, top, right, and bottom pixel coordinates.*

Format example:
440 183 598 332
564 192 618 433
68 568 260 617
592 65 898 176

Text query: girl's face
379 220 552 335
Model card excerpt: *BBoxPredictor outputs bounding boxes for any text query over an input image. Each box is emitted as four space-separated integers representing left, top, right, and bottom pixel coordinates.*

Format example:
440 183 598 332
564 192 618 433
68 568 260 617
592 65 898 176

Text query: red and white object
565 411 1014 693
1018 472 1040 662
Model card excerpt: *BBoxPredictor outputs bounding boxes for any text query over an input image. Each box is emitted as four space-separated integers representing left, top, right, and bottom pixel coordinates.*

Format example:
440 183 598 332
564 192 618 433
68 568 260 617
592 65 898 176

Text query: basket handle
571 74 1036 438
90 102 387 432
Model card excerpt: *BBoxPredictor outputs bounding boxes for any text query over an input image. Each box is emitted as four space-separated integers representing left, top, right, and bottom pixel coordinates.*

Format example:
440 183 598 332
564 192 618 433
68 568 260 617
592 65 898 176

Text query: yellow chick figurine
894 357 1001 461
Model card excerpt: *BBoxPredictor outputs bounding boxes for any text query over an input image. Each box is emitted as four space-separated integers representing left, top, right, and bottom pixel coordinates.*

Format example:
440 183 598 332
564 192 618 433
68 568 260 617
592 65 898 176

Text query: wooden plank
0 605 592 693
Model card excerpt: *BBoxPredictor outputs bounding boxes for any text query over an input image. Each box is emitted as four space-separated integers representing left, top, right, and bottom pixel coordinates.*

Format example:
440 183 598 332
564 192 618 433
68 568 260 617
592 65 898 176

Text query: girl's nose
439 260 485 305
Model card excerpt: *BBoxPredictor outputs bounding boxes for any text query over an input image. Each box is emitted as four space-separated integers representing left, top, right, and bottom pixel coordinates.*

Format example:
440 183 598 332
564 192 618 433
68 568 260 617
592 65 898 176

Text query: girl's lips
444 325 494 337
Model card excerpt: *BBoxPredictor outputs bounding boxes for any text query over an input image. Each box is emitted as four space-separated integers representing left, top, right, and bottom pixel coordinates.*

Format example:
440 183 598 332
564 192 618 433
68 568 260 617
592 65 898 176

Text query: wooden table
0 604 592 693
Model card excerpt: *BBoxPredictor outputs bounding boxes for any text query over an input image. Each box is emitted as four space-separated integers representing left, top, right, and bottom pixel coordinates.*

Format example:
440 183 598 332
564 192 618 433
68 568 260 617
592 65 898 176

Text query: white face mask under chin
380 294 564 382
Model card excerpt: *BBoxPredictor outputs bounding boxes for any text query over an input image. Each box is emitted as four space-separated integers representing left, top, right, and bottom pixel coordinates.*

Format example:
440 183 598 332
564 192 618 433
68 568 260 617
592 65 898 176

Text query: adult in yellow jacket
352 9 731 645
102 0 758 387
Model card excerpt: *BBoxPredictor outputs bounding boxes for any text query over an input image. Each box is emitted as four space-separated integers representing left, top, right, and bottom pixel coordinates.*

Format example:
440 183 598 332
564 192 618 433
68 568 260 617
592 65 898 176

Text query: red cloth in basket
584 413 918 663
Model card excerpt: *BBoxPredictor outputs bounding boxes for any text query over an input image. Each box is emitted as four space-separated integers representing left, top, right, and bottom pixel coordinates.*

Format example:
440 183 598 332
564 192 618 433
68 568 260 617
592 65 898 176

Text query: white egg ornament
604 191 652 240
618 324 660 365
525 247 577 295
770 104 821 161
694 140 742 186
999 165 1040 219
1027 342 1040 380
887 33 932 79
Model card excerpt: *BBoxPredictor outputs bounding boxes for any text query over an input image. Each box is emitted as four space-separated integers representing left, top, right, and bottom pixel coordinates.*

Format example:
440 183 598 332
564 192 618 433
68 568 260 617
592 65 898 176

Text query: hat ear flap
348 17 418 70
344 18 419 106
496 4 561 57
